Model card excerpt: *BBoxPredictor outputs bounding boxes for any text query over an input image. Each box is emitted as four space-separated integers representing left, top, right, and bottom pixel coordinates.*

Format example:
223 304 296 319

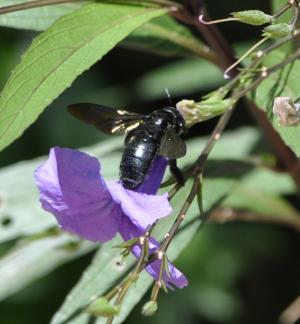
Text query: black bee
68 103 186 189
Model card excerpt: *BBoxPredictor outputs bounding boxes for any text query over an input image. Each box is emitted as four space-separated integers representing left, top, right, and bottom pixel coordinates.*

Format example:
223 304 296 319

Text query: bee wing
159 129 186 159
68 103 144 135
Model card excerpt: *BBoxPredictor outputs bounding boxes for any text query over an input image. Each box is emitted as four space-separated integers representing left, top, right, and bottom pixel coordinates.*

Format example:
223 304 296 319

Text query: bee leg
169 159 185 186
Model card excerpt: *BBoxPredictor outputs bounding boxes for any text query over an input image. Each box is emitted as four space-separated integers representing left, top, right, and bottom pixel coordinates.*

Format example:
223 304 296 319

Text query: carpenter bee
68 103 186 189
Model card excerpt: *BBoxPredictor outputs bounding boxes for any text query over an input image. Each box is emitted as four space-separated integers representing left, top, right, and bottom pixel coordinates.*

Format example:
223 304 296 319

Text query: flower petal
119 218 188 289
35 147 122 242
108 181 172 230
136 155 168 195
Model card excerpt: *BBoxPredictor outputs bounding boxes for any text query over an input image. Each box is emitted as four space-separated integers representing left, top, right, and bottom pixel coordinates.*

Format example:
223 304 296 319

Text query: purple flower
35 147 188 288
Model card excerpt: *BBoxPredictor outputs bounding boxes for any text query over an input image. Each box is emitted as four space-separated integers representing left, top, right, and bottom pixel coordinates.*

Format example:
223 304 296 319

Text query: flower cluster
35 147 187 288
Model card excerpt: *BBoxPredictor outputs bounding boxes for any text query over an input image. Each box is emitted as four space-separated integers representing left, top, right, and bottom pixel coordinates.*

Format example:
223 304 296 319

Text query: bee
68 103 186 190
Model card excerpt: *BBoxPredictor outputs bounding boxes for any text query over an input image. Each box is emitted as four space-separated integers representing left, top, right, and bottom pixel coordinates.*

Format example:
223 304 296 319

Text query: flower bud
232 10 274 26
177 98 232 127
86 297 120 317
142 300 158 316
273 97 300 126
263 23 293 38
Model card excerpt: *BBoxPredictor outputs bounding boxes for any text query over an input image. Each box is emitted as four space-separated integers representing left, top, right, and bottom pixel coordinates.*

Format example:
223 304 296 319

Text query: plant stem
223 37 268 79
175 0 300 197
232 47 300 101
209 208 300 233
290 1 299 27
104 225 154 324
154 99 236 269
164 3 300 263
0 0 180 16
273 1 292 19
159 174 201 252
163 45 300 262
192 108 234 172
150 253 165 301
0 0 78 15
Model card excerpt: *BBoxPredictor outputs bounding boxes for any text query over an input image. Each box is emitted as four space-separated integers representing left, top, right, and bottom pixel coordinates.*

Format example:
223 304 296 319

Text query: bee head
162 107 186 134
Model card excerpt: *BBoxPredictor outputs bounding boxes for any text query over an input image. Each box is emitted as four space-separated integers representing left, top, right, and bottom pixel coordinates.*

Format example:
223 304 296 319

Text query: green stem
290 0 299 27
150 253 165 301
105 227 152 323
273 1 292 19
232 47 300 101
160 175 201 252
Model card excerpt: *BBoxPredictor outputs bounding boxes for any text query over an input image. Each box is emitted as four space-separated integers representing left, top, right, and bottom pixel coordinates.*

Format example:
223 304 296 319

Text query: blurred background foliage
0 0 300 324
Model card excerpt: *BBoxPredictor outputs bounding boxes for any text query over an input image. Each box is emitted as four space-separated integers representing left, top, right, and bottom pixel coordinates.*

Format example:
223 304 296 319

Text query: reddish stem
173 0 300 196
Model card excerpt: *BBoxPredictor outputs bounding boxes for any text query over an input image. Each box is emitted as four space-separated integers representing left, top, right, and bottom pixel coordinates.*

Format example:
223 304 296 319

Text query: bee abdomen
120 135 158 189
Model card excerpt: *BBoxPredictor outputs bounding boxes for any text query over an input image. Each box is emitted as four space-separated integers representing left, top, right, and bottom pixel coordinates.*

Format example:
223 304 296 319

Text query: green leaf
223 185 300 231
183 127 261 163
0 3 213 65
134 41 252 100
216 150 298 229
233 166 294 194
254 49 300 156
224 184 297 216
0 3 211 62
51 237 145 324
0 0 83 31
0 233 94 302
0 3 166 152
123 15 212 59
135 57 223 100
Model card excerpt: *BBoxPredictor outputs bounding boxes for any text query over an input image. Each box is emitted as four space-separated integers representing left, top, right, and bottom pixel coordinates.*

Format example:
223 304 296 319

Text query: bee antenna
165 87 173 105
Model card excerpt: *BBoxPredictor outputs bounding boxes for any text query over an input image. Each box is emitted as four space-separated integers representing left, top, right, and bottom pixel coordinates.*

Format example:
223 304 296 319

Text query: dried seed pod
273 97 300 126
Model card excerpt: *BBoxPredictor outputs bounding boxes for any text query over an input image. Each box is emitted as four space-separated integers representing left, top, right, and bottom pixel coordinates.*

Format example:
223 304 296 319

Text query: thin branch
0 0 181 16
168 106 235 200
175 0 300 197
192 108 234 173
160 174 201 252
273 1 292 19
290 0 299 27
162 47 300 272
0 0 77 15
209 208 300 233
157 101 237 266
